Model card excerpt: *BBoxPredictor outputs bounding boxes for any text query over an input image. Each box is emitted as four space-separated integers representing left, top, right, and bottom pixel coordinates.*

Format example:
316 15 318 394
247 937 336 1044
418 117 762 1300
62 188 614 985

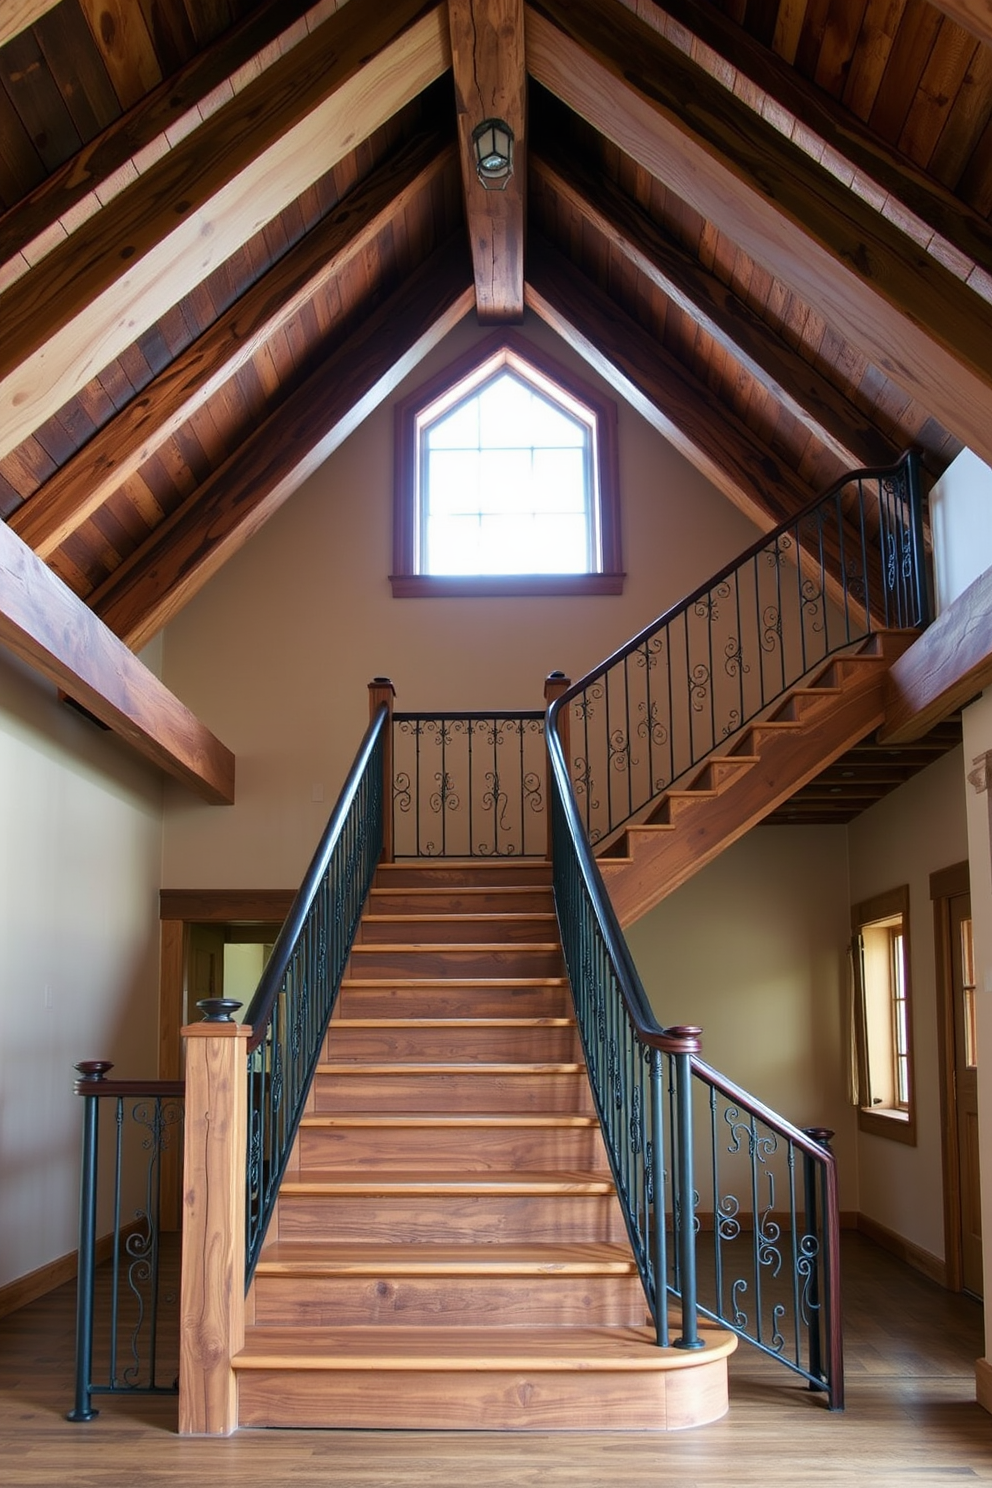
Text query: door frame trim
931 859 971 1294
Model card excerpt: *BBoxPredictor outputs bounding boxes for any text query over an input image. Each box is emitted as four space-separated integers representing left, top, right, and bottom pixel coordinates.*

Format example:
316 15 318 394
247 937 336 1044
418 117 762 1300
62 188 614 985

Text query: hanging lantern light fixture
472 118 514 190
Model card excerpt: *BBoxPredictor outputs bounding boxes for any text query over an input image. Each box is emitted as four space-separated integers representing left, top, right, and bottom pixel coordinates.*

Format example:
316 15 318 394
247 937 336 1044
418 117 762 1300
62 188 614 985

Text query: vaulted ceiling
1 0 988 807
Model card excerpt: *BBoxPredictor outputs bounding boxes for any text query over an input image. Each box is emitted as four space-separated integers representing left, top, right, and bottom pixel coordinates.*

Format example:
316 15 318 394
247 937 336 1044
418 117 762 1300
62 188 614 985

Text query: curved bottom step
234 1323 737 1431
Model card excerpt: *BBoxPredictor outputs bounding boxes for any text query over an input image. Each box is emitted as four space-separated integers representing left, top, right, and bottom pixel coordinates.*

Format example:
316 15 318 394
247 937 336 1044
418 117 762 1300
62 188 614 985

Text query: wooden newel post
368 677 396 864
543 671 571 861
179 1003 250 1436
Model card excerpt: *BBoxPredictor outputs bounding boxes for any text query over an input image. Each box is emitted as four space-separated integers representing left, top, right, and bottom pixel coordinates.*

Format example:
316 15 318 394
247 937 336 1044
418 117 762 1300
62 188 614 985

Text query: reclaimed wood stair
598 631 917 926
235 859 735 1431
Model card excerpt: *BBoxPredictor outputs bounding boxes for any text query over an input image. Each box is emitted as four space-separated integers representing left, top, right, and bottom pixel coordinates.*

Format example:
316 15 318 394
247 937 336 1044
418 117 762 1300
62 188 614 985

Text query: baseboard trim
857 1212 947 1287
976 1357 992 1415
0 1221 144 1320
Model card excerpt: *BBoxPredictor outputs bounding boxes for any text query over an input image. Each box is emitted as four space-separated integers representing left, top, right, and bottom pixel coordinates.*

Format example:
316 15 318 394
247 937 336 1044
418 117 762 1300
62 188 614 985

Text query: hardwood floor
0 1231 987 1485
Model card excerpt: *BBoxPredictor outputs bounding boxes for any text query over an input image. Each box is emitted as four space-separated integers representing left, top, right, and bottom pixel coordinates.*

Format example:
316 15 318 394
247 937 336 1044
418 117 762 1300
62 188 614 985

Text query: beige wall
0 651 163 1290
962 690 992 1360
625 825 858 1209
160 312 761 889
847 746 969 1262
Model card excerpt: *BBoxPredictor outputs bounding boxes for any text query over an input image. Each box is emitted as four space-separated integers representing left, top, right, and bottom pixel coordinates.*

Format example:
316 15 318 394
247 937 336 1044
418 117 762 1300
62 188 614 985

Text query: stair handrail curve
241 703 387 1280
558 450 927 846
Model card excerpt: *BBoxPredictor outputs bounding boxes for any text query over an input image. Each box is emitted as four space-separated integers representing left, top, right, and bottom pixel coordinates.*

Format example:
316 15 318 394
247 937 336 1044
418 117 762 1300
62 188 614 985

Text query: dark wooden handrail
243 702 389 1054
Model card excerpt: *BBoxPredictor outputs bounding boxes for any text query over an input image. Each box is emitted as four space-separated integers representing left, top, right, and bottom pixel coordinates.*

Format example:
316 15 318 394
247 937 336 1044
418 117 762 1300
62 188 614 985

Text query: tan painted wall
0 651 163 1289
847 746 969 1262
624 825 859 1209
962 690 992 1358
160 312 761 888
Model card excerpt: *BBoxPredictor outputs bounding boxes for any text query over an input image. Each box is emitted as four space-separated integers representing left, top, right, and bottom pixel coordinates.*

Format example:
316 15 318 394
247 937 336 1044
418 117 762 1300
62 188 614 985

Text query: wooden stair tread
279 1170 616 1195
235 1324 736 1371
318 1061 586 1074
340 977 569 988
255 1241 638 1275
301 1113 598 1128
362 913 558 924
350 942 563 952
330 1017 574 1028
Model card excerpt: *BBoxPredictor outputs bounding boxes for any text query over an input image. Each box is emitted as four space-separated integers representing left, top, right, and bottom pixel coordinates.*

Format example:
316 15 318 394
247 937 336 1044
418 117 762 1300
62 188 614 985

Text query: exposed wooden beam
648 0 992 276
880 567 992 744
0 0 59 48
0 519 235 804
525 0 992 471
0 0 320 271
9 133 456 562
525 236 816 531
90 239 475 649
930 1 992 49
531 148 899 474
0 0 450 463
447 0 526 321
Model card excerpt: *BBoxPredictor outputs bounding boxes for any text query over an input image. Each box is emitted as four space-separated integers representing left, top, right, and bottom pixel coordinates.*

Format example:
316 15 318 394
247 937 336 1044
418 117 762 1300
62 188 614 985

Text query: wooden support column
544 670 571 860
369 677 396 864
179 1016 250 1436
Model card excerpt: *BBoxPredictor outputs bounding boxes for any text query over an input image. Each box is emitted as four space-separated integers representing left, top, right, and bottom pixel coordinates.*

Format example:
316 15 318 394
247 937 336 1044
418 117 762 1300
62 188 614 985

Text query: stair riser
324 1025 581 1063
347 946 565 979
359 917 559 945
312 1070 596 1115
337 984 571 1019
250 1274 648 1329
277 1194 628 1245
369 889 554 914
236 1359 730 1430
296 1125 611 1172
375 864 553 888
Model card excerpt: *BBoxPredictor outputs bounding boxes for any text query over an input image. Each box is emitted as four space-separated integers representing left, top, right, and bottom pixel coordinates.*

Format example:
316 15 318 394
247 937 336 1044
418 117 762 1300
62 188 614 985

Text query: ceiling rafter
531 148 900 474
930 1 992 47
9 132 456 563
0 516 235 803
448 0 526 320
636 0 992 278
0 0 451 463
525 0 992 470
0 0 60 49
90 238 475 650
0 0 320 275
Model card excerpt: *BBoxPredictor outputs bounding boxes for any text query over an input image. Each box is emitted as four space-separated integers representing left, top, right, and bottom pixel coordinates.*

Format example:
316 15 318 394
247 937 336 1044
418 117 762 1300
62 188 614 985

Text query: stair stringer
599 631 916 928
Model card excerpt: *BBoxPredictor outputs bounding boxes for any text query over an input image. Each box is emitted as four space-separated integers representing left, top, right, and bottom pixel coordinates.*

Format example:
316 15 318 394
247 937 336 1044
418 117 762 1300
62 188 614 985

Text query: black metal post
671 1038 704 1350
650 1049 669 1347
67 1060 113 1421
802 1126 834 1395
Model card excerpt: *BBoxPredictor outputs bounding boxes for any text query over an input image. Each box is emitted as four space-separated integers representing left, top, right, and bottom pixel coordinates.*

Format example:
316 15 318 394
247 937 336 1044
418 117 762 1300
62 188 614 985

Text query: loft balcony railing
560 452 927 846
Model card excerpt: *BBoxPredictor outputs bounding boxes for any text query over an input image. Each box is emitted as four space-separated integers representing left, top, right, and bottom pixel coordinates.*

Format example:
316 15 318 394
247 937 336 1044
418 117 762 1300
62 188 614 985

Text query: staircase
597 631 916 925
234 858 736 1431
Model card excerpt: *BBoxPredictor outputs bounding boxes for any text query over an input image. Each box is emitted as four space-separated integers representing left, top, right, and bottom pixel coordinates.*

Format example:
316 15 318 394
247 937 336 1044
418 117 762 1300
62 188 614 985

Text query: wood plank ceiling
0 0 987 813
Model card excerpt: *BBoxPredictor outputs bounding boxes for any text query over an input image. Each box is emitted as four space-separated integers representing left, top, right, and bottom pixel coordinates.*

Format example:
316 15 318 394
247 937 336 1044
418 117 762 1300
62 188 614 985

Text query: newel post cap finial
74 1060 113 1081
196 998 242 1023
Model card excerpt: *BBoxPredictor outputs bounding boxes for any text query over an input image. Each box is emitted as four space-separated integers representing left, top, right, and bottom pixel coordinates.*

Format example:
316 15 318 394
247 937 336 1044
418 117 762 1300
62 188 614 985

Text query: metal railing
548 690 844 1406
241 704 386 1280
68 1063 184 1421
562 453 927 844
392 709 546 857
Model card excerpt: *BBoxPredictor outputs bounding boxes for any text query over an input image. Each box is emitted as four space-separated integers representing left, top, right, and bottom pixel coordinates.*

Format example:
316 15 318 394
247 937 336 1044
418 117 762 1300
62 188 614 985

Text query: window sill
858 1106 917 1145
389 573 626 599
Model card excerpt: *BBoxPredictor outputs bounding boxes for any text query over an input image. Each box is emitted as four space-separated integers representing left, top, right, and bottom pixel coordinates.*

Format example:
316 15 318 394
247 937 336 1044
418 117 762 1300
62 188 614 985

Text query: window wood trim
391 331 623 597
851 884 917 1146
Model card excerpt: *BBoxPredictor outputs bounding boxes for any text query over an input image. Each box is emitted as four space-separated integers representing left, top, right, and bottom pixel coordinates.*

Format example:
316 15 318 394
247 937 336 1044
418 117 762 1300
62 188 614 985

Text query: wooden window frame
852 884 917 1146
390 331 624 598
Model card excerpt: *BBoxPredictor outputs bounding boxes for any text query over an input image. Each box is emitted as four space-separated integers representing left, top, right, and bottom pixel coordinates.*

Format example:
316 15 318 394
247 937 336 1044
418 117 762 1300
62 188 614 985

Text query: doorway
932 861 983 1297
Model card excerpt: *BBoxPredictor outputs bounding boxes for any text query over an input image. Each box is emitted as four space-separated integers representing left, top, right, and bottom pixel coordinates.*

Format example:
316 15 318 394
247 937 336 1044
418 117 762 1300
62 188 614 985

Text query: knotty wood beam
447 0 526 321
526 235 817 531
90 239 475 649
9 132 456 561
0 1 59 48
0 518 235 803
0 0 320 270
930 2 992 48
647 0 992 276
525 0 992 470
531 148 899 473
880 566 992 744
0 0 450 462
